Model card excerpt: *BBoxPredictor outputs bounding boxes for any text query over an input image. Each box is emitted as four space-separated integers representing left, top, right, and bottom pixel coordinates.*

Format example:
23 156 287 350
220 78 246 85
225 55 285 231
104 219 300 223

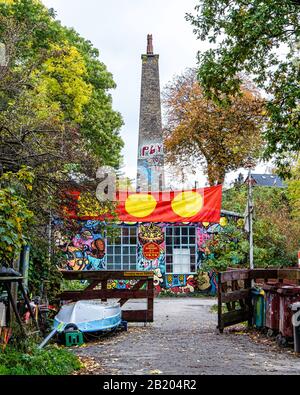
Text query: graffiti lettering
139 144 164 159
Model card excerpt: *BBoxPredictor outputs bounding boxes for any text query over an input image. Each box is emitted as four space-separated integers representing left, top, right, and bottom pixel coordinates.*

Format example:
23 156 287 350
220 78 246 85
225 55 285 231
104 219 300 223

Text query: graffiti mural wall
55 221 106 272
55 221 219 295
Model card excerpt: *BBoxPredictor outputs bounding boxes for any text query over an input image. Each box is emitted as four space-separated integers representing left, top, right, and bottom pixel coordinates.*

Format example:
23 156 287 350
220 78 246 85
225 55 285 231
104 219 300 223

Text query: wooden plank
222 309 250 328
220 270 249 283
60 270 153 281
85 280 100 291
59 289 149 301
122 310 153 323
0 277 25 282
250 269 278 280
278 269 300 281
221 289 251 303
118 280 147 307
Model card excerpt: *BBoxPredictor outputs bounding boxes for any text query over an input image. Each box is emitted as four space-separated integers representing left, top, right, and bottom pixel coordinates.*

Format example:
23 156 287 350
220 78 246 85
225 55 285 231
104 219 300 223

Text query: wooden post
147 277 154 323
217 272 224 334
245 277 253 328
10 253 21 324
101 280 108 302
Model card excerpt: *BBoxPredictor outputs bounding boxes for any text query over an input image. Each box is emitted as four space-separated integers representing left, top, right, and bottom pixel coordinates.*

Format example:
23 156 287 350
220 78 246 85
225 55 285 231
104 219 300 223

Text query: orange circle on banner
143 242 161 260
171 191 203 218
125 194 157 218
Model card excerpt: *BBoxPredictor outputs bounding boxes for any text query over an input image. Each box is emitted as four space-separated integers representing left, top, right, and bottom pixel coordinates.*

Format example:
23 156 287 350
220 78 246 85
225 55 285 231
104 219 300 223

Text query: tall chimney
137 35 165 192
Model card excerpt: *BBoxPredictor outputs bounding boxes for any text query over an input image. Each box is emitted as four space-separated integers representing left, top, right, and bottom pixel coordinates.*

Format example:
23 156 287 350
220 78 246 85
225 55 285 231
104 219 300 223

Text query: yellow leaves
77 192 111 218
36 43 93 123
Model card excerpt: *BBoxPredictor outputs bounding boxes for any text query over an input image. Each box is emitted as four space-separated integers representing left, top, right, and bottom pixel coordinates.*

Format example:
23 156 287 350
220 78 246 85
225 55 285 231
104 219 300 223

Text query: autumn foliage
163 69 265 185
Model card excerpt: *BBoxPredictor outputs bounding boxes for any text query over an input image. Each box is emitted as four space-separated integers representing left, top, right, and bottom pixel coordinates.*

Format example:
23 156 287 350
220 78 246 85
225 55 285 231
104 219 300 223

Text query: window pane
113 237 121 245
123 256 129 264
175 228 181 236
123 228 129 236
173 248 191 274
166 246 172 254
182 237 188 245
123 247 129 255
166 255 173 264
174 237 181 246
189 227 196 236
130 246 136 255
130 236 136 245
122 236 129 245
130 255 137 263
115 255 121 264
166 237 172 245
107 247 113 255
166 264 173 273
190 247 196 254
166 228 172 236
115 247 121 255
182 228 188 236
190 237 196 245
123 264 130 270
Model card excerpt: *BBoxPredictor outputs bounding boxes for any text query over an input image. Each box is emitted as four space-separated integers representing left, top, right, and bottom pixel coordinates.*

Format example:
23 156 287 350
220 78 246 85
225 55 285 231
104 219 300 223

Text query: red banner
117 186 222 223
65 185 223 224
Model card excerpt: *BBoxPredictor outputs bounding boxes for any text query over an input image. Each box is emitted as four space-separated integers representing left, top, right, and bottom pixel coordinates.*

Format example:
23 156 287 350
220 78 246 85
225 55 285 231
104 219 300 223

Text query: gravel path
74 298 300 375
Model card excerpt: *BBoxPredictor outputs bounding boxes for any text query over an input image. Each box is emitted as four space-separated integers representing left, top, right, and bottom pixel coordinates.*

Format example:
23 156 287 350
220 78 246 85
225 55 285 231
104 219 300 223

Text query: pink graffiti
140 144 164 158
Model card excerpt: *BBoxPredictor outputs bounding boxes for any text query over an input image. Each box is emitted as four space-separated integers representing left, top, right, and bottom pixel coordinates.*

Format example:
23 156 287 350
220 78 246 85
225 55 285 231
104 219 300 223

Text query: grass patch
0 344 82 375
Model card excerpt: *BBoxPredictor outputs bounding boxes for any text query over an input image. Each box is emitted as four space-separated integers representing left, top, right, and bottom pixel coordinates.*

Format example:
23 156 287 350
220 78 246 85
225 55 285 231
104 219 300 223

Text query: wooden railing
218 268 300 333
58 270 154 323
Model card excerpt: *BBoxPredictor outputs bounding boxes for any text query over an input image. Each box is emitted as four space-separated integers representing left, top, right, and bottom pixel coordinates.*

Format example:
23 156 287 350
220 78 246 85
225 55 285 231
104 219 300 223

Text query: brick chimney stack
136 35 165 192
147 34 154 55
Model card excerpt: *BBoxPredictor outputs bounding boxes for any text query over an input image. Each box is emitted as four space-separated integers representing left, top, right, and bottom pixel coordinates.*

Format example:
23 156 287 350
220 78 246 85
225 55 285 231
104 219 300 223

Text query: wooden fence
218 268 300 333
59 270 154 323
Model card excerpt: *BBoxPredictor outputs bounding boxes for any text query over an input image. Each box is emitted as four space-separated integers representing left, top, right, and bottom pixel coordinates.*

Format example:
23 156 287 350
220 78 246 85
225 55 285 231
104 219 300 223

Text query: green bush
0 345 82 376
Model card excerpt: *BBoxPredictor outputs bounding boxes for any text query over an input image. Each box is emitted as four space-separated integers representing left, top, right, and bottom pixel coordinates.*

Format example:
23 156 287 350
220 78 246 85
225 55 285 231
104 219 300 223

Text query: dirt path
74 298 300 375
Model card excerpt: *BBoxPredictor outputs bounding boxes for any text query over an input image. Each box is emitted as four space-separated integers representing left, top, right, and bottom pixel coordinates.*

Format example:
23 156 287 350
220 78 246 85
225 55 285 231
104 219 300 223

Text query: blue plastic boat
53 300 122 333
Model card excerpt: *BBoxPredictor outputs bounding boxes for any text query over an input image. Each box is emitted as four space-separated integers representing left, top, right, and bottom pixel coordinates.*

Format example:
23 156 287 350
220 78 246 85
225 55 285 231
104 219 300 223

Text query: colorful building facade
57 36 233 295
55 220 225 295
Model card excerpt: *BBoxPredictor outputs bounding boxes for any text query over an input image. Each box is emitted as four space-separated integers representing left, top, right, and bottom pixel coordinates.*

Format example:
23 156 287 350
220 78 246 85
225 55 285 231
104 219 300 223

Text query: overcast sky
42 0 269 188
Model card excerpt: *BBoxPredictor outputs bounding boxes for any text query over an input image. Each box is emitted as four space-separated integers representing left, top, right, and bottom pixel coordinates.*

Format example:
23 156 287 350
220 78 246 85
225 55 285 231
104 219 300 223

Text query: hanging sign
143 242 161 261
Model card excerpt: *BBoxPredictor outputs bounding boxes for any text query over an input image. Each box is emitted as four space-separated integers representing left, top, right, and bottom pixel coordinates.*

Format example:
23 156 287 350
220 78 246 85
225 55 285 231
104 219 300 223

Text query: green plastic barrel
252 288 266 329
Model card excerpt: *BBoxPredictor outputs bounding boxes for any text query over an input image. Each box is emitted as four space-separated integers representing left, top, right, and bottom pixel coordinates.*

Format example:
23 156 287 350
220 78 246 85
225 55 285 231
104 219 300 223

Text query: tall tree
0 0 123 288
187 0 300 176
0 0 123 216
163 69 264 185
287 158 300 219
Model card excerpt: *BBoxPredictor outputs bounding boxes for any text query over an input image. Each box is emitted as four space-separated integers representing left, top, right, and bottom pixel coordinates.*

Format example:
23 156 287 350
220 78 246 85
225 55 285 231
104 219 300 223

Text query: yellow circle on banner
220 217 228 227
125 194 157 218
171 191 203 218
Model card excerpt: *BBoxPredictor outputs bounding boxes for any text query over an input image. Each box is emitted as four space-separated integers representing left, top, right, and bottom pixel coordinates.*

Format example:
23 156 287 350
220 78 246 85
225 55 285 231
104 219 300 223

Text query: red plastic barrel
262 283 281 334
277 286 300 339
